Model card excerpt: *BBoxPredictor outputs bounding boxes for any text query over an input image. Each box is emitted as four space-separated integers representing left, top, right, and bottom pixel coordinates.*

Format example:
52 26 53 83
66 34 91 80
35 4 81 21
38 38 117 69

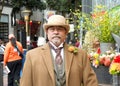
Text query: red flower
101 11 105 14
91 14 96 19
113 55 120 63
96 48 101 54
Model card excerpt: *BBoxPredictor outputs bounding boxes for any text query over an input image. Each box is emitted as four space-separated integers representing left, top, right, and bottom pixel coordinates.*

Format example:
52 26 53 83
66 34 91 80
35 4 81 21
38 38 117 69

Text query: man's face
46 26 67 46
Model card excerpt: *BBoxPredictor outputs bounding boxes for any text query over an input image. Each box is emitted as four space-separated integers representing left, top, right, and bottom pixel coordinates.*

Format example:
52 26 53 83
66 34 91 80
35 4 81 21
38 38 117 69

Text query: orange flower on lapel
68 46 78 54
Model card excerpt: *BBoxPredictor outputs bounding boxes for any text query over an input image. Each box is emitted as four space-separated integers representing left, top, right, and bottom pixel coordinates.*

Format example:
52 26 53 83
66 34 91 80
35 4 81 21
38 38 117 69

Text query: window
0 14 9 42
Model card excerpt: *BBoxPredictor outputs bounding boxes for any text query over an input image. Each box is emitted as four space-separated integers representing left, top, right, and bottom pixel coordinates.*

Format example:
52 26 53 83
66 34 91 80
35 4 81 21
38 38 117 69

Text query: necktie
55 47 63 65
49 43 63 65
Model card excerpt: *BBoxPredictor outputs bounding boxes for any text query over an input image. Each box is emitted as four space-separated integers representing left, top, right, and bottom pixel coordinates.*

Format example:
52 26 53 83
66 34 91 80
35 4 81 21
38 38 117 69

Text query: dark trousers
7 59 22 86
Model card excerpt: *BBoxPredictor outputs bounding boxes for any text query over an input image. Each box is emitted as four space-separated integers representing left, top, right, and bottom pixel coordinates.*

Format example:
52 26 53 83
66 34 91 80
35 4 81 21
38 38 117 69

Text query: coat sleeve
82 51 98 86
20 52 33 86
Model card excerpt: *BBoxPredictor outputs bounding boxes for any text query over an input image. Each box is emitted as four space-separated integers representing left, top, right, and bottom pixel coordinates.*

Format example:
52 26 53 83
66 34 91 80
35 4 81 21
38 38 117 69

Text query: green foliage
71 5 120 43
92 5 120 43
11 0 24 13
70 6 93 40
11 0 46 13
24 0 46 11
45 0 78 12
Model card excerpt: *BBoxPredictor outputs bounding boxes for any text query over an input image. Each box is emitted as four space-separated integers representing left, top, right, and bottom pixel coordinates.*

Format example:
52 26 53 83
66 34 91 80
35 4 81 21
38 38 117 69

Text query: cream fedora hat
43 15 70 33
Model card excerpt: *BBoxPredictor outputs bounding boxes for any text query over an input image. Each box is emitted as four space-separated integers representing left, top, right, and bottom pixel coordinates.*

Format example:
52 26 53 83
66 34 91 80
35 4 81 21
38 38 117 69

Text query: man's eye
49 28 54 31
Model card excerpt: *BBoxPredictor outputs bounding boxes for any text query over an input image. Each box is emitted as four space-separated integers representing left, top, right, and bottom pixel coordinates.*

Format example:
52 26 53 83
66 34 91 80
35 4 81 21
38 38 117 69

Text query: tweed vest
51 50 66 86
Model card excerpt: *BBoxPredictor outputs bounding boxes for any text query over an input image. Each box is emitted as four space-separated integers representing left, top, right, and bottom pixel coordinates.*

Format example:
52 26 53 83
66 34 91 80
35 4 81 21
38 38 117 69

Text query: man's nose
53 28 59 33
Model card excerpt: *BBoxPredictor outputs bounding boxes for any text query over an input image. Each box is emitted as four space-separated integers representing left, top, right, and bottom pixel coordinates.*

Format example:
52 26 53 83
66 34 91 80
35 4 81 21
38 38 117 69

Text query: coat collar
41 43 74 86
64 43 74 86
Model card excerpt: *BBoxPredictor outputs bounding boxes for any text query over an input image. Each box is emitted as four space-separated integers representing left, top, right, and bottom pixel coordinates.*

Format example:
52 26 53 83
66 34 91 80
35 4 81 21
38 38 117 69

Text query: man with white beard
20 15 98 86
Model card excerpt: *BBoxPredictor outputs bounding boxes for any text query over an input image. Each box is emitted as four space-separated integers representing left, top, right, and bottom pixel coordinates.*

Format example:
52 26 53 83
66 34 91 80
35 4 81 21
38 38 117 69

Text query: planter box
113 75 120 86
92 65 112 84
100 43 115 54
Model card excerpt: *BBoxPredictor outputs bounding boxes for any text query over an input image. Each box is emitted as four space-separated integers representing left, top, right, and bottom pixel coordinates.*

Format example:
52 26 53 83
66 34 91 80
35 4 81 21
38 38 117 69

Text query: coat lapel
64 44 74 86
41 43 74 86
41 44 55 86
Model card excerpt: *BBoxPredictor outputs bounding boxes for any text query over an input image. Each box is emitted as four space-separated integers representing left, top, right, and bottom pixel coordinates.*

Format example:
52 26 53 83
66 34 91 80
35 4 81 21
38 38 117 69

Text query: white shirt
49 42 64 60
0 46 5 54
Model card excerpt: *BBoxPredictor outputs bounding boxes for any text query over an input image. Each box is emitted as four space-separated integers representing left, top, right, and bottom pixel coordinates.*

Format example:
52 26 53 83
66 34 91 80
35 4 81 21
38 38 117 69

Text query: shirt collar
49 42 64 49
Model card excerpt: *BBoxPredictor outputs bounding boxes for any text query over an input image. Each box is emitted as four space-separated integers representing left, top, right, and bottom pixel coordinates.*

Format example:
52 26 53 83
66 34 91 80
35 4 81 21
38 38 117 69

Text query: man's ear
65 31 68 34
46 30 48 34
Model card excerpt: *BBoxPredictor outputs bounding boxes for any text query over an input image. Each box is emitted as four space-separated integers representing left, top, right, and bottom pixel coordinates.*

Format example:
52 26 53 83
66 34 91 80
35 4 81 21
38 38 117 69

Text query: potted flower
89 49 116 84
89 49 115 68
91 5 120 42
71 5 120 54
109 53 120 86
109 54 120 75
91 5 120 53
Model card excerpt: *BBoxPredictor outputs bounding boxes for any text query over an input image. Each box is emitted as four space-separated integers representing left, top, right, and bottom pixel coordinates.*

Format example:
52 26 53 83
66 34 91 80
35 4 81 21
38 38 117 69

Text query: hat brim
43 23 70 33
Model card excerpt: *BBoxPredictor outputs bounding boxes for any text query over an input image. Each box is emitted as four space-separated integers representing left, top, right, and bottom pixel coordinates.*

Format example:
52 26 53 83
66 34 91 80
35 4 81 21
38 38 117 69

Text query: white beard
52 37 61 46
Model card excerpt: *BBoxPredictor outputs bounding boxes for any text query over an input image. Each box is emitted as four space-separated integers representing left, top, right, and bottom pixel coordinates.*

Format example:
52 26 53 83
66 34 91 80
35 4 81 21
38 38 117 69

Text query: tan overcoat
20 43 98 86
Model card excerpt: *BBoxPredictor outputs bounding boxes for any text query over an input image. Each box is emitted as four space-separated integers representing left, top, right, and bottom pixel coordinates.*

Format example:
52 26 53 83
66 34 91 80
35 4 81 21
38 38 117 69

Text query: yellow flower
68 46 75 52
116 66 120 71
95 60 99 65
110 63 118 71
93 53 99 59
109 63 120 74
68 46 78 54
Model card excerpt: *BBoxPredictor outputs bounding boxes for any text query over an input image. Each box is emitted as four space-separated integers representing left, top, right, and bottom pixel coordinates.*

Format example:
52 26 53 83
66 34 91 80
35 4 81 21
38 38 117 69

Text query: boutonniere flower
68 46 78 54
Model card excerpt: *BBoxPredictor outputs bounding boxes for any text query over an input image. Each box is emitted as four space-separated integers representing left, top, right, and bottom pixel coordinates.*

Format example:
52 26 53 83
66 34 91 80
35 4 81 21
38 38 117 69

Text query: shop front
15 20 41 49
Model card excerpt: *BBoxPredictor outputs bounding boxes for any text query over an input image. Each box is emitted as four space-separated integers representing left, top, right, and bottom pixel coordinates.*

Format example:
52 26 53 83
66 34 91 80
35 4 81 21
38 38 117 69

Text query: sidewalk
3 73 8 86
99 84 112 86
2 67 112 86
3 74 112 86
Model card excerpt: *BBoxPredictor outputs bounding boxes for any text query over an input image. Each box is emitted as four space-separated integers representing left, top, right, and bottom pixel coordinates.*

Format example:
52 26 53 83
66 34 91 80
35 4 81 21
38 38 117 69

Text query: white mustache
52 35 61 39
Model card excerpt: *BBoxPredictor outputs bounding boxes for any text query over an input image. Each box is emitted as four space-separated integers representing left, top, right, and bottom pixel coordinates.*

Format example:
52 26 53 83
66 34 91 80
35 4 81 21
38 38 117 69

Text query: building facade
0 1 45 48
